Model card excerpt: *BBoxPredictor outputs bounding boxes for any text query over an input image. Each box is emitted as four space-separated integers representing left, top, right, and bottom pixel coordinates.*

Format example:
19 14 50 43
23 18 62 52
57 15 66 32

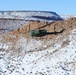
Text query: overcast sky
0 0 76 14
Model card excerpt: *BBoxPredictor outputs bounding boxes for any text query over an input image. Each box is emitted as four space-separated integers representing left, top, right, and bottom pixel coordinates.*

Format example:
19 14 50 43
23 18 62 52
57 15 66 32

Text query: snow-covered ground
0 11 76 75
60 14 76 20
0 29 76 75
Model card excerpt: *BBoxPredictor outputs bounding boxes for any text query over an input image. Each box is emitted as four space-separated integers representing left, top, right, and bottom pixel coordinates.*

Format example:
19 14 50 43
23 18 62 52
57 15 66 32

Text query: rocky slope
0 11 76 75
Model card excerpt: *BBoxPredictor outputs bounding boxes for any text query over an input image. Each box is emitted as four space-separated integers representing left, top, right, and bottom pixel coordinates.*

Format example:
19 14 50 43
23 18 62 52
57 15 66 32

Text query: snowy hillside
0 11 76 75
0 11 62 21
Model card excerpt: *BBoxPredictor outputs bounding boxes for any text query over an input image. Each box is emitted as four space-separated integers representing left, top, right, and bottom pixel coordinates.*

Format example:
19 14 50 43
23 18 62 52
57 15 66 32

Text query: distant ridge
0 11 62 21
0 10 56 13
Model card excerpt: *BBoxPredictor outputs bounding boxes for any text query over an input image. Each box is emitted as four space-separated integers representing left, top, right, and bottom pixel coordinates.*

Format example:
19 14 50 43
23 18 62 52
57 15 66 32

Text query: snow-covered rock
0 29 75 75
0 11 62 21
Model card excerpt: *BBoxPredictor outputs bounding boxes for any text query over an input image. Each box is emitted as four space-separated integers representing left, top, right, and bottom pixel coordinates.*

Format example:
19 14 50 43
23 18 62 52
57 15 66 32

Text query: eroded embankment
0 18 76 52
